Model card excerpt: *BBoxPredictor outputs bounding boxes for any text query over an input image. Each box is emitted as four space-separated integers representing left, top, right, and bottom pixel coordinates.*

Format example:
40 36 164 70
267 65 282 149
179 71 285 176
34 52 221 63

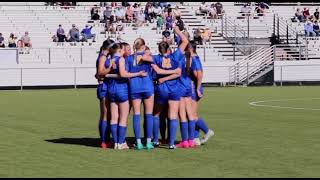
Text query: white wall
274 60 320 82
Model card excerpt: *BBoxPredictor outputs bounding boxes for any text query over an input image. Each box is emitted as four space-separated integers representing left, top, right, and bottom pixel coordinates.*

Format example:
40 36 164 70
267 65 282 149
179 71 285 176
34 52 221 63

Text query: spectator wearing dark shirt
103 6 112 23
314 8 319 20
313 21 320 36
56 24 67 42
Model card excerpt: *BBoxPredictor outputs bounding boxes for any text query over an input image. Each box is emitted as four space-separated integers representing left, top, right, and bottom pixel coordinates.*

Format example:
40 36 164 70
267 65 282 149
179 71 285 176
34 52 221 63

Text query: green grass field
1 87 320 178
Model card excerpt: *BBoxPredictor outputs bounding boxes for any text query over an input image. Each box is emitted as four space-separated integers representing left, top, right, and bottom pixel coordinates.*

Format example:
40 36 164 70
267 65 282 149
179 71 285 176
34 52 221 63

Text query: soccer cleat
176 141 190 148
114 143 119 150
153 142 160 147
188 140 196 148
200 129 214 144
135 143 145 150
194 138 201 146
168 145 177 149
101 142 107 149
146 143 154 150
118 143 129 150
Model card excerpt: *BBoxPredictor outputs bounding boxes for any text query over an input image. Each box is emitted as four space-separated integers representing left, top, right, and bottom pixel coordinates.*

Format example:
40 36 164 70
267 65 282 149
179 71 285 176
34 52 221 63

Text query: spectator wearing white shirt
153 4 163 17
209 3 217 19
115 6 125 22
136 9 145 27
200 2 209 14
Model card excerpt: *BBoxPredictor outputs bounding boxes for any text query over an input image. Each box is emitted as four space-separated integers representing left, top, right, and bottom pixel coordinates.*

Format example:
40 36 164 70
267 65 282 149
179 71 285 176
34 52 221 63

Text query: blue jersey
126 51 154 94
108 55 128 93
190 55 203 88
153 48 183 90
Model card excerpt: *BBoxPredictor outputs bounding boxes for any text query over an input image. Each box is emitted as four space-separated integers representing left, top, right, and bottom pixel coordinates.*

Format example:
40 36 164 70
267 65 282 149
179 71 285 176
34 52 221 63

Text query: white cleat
200 129 214 144
114 143 119 150
194 138 201 146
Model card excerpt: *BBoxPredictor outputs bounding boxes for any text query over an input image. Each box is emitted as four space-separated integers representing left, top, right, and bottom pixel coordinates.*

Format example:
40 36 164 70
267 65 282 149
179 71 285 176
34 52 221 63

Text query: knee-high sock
105 119 111 142
167 118 170 140
143 114 147 139
100 120 108 143
194 124 200 138
188 120 196 141
146 114 154 143
169 119 178 146
196 117 209 134
153 116 160 143
133 114 141 141
118 125 127 144
110 124 118 144
180 121 188 141
98 120 102 140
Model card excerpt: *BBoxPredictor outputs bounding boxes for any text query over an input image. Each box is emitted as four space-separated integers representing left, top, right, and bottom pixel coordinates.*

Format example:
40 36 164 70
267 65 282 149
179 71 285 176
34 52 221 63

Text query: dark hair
99 38 114 55
188 40 197 54
109 43 121 56
158 41 170 55
185 40 198 76
120 42 130 49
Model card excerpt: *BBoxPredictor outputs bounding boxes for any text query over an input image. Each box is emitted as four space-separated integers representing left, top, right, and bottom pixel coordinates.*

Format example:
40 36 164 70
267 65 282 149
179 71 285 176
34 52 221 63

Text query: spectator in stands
215 2 225 16
313 21 320 36
162 30 173 45
0 33 5 48
115 20 124 32
172 5 181 19
303 7 310 20
153 4 163 17
201 27 212 45
156 15 165 34
52 34 58 42
133 3 140 19
8 33 17 48
115 6 126 22
81 24 96 42
165 12 174 30
294 8 304 22
136 9 146 27
126 5 134 22
90 5 99 18
105 16 116 34
68 24 80 42
209 3 218 19
103 6 112 23
193 28 203 45
199 2 209 14
56 24 67 42
304 21 316 37
145 2 154 23
241 4 251 16
20 31 32 48
314 8 319 20
91 10 100 21
159 2 169 9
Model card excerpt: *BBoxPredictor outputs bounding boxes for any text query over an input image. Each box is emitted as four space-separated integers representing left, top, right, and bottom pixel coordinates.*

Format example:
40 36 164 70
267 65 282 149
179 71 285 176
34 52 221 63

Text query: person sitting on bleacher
8 33 17 48
103 6 113 23
115 6 126 22
81 24 96 43
0 33 5 48
208 3 218 19
304 21 316 37
165 11 174 30
313 21 320 36
294 8 304 22
56 24 67 43
136 9 146 27
199 2 209 15
20 31 32 48
153 4 163 17
193 28 203 45
201 27 212 45
68 24 80 42
215 2 225 16
125 5 134 23
303 7 310 20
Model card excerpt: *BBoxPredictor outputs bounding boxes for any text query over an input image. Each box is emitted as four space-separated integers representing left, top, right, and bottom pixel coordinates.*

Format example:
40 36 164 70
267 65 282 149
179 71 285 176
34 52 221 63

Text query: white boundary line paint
249 98 320 111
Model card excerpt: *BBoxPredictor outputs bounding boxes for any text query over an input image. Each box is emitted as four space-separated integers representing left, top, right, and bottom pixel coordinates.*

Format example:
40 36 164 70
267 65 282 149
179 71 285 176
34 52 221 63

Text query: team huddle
95 26 214 150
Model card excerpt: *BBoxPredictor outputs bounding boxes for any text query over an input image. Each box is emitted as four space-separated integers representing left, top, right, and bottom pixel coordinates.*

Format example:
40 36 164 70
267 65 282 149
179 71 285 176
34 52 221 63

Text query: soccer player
126 38 155 150
95 39 114 149
151 26 189 149
108 43 147 150
188 40 214 145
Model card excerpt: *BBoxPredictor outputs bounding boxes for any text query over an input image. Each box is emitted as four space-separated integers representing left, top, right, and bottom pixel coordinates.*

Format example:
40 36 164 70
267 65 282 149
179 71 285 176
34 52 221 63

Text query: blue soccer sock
194 125 200 138
110 124 118 144
153 116 160 143
188 120 196 140
197 117 209 134
98 119 102 139
118 125 127 144
146 114 154 141
169 119 178 146
133 114 141 142
105 120 111 142
180 121 188 141
100 120 108 143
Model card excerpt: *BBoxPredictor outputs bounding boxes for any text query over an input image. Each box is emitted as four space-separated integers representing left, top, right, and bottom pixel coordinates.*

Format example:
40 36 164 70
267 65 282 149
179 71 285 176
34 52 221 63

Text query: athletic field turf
1 87 320 178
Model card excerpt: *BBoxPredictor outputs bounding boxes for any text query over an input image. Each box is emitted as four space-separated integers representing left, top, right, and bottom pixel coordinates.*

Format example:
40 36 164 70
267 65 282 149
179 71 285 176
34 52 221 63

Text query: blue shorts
130 91 154 100
180 85 192 98
108 91 129 103
96 83 108 100
191 85 204 102
155 84 181 105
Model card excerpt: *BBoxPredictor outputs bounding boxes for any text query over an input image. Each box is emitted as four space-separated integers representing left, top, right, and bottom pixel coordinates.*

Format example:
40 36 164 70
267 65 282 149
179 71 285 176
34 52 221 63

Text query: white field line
249 98 320 111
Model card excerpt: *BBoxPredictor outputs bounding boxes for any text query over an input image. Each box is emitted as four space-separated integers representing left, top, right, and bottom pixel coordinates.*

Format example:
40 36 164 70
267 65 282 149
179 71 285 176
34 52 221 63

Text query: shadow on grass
45 137 178 149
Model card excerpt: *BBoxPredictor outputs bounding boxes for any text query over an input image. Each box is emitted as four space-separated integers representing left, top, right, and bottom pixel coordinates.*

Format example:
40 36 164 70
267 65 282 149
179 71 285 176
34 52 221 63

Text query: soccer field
1 87 320 178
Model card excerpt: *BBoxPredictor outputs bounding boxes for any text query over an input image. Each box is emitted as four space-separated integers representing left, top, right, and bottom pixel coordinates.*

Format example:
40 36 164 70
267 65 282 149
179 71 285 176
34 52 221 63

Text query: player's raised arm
174 25 189 53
